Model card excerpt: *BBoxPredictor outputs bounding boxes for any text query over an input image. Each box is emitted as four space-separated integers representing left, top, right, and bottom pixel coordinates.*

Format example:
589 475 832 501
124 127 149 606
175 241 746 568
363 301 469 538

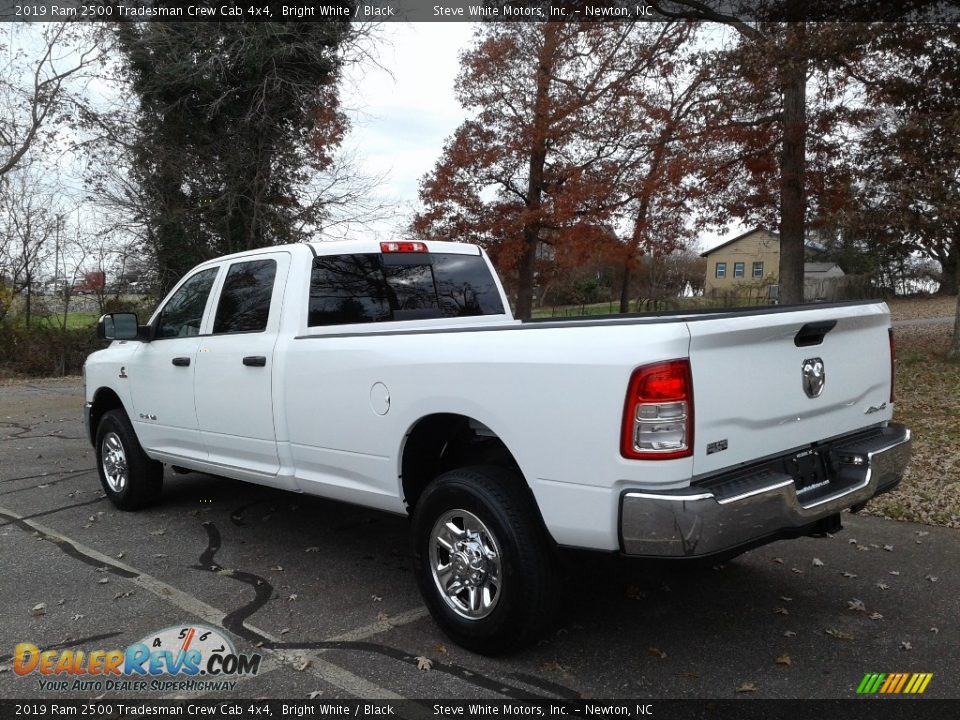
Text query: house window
734 262 745 278
715 262 726 279
753 261 764 278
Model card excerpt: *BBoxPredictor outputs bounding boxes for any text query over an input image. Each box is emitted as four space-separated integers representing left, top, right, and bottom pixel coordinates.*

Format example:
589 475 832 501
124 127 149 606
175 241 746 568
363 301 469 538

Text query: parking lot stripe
324 607 430 643
0 503 403 700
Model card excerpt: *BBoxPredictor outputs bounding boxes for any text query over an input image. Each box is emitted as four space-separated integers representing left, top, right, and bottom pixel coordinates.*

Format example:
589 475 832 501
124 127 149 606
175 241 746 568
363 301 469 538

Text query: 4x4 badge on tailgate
802 357 826 398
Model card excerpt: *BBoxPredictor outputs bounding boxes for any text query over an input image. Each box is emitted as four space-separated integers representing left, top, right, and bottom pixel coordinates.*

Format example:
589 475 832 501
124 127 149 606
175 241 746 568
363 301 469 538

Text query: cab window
213 259 278 334
154 267 219 339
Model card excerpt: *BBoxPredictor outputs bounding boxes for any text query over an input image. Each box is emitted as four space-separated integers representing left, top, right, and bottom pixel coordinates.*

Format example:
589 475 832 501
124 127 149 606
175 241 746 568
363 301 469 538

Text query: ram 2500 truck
84 239 911 653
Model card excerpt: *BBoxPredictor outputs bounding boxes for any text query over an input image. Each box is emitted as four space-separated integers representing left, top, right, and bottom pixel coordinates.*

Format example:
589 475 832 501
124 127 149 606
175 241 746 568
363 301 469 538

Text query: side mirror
97 313 141 341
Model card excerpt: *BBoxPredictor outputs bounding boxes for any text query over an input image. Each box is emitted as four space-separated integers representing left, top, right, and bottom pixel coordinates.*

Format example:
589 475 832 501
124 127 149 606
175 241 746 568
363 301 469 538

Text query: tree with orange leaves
414 21 707 319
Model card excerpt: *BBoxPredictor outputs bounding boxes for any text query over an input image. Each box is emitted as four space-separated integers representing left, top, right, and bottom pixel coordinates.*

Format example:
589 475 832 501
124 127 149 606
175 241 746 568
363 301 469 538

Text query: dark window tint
155 267 219 339
213 259 277 334
433 254 504 317
309 254 391 326
308 252 504 327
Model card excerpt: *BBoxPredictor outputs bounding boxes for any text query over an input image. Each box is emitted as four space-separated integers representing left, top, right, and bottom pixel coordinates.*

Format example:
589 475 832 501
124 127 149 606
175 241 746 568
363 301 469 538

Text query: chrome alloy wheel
101 432 128 493
429 509 502 620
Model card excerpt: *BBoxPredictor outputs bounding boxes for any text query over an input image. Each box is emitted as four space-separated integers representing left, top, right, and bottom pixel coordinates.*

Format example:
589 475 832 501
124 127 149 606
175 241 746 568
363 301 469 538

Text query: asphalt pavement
0 378 957 701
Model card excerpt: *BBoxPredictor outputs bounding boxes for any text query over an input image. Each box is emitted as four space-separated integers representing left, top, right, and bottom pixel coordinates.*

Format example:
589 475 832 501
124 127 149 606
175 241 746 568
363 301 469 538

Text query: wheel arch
399 413 548 532
400 414 520 512
88 387 126 446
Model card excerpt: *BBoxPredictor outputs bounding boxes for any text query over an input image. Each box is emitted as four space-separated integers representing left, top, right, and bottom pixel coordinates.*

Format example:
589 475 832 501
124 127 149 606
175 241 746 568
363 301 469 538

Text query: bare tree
0 168 64 327
0 25 102 180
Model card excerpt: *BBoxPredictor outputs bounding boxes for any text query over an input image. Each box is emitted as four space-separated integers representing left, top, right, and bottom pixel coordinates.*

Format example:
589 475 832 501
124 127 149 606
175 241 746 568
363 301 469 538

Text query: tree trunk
514 27 557 320
515 235 538 320
948 291 960 362
24 271 32 328
936 240 958 295
777 25 808 306
619 260 632 314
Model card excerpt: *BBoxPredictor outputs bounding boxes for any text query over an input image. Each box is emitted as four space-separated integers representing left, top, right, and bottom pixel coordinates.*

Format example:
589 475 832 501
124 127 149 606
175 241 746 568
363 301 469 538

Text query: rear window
308 252 504 327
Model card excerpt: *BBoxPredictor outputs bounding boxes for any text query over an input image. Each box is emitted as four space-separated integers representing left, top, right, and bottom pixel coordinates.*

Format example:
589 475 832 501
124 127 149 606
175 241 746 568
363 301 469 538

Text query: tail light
621 359 694 460
889 328 896 404
381 241 428 253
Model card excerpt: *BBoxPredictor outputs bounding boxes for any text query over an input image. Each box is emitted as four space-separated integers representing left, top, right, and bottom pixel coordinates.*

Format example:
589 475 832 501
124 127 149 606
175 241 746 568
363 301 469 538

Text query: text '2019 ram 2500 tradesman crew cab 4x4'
84 239 911 653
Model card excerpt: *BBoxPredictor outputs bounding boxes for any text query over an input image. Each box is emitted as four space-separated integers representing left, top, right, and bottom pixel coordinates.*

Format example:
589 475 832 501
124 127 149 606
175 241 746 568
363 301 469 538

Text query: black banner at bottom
1 699 957 720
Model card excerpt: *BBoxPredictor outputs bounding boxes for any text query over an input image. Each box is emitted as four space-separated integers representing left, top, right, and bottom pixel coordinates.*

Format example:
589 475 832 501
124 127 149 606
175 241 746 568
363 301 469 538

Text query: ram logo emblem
801 357 826 398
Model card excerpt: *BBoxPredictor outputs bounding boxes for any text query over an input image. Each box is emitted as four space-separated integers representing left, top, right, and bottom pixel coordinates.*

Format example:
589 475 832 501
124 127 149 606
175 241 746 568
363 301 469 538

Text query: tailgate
687 302 894 477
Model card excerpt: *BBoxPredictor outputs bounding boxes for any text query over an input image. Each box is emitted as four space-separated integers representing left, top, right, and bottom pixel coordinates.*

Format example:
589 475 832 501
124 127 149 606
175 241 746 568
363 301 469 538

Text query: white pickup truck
84 239 911 653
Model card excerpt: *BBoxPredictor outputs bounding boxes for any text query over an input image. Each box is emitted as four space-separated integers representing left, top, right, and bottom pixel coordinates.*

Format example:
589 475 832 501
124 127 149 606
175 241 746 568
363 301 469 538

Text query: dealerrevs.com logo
14 625 261 693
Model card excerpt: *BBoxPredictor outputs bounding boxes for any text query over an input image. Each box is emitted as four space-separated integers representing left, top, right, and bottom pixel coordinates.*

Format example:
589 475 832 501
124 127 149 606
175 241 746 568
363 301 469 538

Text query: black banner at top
0 0 958 22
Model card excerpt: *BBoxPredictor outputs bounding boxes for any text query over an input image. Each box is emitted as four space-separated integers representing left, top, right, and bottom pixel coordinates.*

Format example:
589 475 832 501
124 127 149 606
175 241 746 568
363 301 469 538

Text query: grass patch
863 323 960 528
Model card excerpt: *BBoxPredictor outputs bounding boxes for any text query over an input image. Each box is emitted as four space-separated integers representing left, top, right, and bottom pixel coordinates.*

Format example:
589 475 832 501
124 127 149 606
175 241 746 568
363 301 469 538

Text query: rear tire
411 465 558 655
95 409 163 510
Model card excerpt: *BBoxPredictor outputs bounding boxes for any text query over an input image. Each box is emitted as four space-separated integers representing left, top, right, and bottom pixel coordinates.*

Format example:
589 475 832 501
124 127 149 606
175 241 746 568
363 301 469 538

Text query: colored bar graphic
857 673 932 694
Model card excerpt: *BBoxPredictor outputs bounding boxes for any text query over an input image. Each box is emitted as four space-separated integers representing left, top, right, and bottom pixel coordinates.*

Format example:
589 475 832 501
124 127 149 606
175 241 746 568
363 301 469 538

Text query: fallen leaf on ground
307 691 322 700
31 603 46 617
774 607 789 615
153 553 167 558
736 682 757 693
847 599 866 612
279 628 290 635
779 596 793 602
883 545 894 552
783 631 797 637
869 613 883 621
889 570 900 576
416 656 433 671
542 661 565 672
791 568 803 574
775 654 792 666
72 614 84 621
848 538 858 544
288 594 298 601
377 612 389 622
294 658 311 672
930 627 939 634
371 595 382 602
305 547 319 553
925 575 939 583
270 565 284 571
97 578 109 585
113 591 133 600
433 644 447 654
876 582 889 590
900 641 913 651
826 628 853 640
648 647 667 659
842 571 858 578
773 557 784 564
149 529 165 536
812 558 824 567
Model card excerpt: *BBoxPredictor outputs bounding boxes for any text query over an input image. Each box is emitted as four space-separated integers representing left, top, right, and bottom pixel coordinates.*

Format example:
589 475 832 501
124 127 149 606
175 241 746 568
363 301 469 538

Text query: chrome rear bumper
620 424 911 558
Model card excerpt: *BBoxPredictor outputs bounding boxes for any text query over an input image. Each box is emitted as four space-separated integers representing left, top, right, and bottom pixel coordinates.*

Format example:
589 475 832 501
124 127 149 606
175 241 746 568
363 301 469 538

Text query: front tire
411 465 558 655
95 409 163 510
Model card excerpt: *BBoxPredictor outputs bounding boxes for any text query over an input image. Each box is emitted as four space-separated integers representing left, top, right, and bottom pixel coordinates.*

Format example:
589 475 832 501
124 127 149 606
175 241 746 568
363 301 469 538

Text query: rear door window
308 252 504 327
213 259 278 334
